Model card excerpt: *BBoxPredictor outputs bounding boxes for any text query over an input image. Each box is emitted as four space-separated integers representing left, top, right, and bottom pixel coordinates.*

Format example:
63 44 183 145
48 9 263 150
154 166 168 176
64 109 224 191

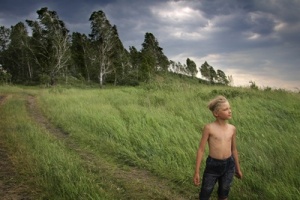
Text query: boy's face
214 101 232 120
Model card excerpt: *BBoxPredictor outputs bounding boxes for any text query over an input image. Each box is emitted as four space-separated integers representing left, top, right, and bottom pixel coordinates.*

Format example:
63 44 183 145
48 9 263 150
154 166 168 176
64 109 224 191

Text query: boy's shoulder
203 122 215 129
228 123 236 129
226 123 236 131
203 122 236 131
206 122 236 131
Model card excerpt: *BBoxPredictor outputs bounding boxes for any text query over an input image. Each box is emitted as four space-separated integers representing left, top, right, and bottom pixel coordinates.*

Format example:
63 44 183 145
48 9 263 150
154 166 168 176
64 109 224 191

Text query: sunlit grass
36 82 300 199
0 92 116 199
1 80 299 199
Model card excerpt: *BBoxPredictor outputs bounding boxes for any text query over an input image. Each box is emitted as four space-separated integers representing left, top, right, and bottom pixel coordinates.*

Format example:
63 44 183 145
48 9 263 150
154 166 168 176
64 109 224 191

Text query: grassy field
0 76 299 199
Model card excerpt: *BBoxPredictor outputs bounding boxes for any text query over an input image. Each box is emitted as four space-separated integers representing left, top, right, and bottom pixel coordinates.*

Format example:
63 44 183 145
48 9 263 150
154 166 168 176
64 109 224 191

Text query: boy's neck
215 118 228 126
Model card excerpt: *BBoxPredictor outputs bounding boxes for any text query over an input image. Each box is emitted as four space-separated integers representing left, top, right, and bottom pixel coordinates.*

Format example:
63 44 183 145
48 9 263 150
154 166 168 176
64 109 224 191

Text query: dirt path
26 95 193 199
0 95 32 199
0 94 194 199
0 141 30 200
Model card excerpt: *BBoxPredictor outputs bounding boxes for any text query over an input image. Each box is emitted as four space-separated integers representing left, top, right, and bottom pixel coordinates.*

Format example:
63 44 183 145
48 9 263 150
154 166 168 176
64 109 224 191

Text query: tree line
0 7 230 86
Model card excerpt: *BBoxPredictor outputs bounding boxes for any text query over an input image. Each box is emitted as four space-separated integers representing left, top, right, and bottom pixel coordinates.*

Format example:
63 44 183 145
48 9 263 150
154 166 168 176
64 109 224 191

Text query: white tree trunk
99 66 103 88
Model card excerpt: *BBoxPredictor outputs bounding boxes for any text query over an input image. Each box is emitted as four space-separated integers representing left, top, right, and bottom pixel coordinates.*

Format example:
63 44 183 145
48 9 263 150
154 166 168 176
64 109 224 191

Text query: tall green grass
36 82 300 199
1 80 299 199
0 92 118 199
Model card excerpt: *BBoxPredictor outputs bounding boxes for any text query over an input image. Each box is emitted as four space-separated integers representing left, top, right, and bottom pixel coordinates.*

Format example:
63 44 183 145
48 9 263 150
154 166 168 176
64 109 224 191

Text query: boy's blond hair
208 95 228 112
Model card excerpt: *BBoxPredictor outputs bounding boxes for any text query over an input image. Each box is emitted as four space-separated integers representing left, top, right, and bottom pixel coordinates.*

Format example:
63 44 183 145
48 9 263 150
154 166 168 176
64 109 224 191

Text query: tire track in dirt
27 95 69 140
26 95 192 200
0 94 11 106
0 95 32 200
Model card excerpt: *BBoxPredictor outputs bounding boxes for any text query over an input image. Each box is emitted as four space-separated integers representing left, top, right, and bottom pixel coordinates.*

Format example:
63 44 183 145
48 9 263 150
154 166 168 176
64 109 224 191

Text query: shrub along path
26 95 191 199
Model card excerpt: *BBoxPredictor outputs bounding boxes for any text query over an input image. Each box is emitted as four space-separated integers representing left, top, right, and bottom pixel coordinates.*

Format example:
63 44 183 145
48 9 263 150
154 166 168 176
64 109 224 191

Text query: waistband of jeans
208 155 232 162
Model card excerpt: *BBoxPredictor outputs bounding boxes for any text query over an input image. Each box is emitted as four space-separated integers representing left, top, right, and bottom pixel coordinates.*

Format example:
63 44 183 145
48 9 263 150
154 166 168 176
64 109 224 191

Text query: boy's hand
193 173 200 186
235 170 243 179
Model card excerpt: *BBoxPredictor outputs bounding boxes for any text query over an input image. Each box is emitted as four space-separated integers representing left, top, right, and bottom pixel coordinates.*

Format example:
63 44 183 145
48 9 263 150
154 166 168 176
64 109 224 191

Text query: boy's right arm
193 125 210 186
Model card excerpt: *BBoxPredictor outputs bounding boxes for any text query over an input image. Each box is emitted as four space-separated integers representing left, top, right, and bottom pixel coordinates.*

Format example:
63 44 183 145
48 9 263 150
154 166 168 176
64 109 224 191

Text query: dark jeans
199 155 235 200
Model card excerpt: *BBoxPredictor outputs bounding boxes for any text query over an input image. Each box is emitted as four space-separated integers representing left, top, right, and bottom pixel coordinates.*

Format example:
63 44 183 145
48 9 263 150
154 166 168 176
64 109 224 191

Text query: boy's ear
213 111 218 117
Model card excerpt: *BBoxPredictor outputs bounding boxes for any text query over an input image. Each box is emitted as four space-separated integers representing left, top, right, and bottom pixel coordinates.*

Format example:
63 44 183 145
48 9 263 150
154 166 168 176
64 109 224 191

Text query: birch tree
26 7 70 85
0 26 11 75
89 10 119 87
0 26 10 52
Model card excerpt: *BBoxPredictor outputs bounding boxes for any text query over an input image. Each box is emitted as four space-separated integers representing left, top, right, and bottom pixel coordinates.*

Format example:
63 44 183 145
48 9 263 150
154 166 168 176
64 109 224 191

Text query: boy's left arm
232 127 243 179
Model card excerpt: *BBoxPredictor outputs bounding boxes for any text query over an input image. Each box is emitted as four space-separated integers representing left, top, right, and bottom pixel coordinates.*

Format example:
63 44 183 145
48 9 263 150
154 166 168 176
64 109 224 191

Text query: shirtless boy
193 95 242 200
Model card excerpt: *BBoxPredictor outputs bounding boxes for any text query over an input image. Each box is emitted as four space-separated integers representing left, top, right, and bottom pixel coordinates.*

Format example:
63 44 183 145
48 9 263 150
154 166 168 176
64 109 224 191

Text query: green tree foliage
200 61 230 85
129 46 141 81
249 81 259 90
89 10 121 87
216 69 229 85
200 61 215 83
106 26 131 86
140 32 169 81
5 22 32 83
0 26 10 52
186 58 198 78
0 8 232 88
0 64 11 84
0 26 11 80
26 7 71 85
208 65 217 83
169 60 187 75
71 32 92 82
200 61 209 80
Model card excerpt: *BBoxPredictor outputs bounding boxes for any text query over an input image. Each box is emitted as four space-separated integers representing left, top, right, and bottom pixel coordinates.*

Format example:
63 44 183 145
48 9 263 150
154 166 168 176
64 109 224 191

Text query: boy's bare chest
210 129 233 142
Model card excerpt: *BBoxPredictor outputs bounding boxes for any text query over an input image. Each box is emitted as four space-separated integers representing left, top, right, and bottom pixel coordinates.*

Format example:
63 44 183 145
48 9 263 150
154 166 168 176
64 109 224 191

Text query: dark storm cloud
0 0 299 90
197 0 300 44
0 0 44 14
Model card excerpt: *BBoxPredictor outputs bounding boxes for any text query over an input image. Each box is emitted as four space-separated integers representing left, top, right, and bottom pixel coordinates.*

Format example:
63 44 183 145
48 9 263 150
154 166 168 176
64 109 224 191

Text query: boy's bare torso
207 122 235 160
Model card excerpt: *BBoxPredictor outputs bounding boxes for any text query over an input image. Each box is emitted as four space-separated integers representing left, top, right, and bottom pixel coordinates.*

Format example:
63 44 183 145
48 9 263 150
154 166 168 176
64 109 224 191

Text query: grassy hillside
0 76 299 199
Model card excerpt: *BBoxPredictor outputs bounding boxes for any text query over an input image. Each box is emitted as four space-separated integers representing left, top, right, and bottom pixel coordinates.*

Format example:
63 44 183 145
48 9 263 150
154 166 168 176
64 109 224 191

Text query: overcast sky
1 0 299 91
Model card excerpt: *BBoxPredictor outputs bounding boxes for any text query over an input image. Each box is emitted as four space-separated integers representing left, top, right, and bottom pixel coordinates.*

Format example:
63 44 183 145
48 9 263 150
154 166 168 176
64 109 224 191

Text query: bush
0 65 11 84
